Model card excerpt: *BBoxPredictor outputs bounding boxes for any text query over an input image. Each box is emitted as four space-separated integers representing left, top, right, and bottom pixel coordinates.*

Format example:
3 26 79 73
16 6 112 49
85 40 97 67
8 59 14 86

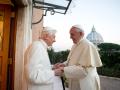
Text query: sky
44 0 120 52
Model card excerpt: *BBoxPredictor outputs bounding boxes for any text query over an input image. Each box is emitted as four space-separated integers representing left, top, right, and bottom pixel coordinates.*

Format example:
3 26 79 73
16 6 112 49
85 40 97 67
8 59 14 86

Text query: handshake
52 63 65 76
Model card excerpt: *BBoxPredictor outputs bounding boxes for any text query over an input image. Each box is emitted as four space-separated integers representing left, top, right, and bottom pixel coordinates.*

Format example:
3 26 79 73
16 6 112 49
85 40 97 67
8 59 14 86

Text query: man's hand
54 68 64 76
52 63 65 70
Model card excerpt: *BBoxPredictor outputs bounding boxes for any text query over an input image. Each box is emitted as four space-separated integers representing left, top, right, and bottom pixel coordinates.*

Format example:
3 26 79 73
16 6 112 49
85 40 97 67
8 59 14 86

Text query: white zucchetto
72 25 84 33
43 26 57 35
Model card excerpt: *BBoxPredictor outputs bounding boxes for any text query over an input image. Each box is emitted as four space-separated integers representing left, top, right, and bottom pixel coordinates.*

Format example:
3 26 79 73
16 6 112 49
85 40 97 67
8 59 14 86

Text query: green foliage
98 43 120 68
97 43 120 78
48 48 70 64
98 43 120 50
97 67 120 78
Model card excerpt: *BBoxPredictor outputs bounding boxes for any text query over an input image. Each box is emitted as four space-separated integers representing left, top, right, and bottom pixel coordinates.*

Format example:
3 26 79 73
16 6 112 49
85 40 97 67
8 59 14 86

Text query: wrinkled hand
52 63 65 70
59 66 64 72
54 68 63 76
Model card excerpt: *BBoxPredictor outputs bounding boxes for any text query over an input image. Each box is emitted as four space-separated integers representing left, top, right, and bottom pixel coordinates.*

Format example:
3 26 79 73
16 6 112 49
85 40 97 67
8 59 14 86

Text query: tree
48 49 70 64
98 43 120 68
97 43 120 77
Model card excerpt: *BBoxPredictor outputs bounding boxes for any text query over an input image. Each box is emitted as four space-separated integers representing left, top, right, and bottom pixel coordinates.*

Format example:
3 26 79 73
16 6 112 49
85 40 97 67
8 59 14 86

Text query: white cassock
24 40 63 90
64 38 102 90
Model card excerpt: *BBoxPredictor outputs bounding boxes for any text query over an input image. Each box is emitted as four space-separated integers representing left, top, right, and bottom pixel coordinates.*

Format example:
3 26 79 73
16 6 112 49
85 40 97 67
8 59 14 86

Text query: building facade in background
86 26 104 46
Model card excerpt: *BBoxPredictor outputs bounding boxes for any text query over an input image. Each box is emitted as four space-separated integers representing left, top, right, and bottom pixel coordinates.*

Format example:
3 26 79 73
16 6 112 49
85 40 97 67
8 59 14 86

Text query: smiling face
70 27 84 44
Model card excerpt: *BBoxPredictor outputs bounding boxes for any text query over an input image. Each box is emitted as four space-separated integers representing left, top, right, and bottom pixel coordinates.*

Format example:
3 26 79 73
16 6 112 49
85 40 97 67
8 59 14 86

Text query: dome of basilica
86 26 104 45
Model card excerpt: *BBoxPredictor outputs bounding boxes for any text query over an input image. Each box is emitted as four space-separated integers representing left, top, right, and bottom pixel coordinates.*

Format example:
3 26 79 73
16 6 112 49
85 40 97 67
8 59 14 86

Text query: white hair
43 26 56 35
72 25 84 33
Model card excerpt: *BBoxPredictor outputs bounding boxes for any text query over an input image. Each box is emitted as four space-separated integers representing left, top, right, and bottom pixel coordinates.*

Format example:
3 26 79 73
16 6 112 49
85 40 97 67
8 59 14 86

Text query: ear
79 32 82 35
80 32 84 36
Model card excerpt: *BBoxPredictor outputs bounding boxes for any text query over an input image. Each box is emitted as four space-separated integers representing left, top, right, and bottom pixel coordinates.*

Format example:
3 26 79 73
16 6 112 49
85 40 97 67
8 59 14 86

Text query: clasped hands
52 63 65 76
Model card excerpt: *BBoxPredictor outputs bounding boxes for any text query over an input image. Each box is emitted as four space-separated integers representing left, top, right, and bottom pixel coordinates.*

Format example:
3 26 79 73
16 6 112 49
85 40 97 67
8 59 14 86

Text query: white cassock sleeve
64 65 87 79
24 42 55 85
25 64 55 85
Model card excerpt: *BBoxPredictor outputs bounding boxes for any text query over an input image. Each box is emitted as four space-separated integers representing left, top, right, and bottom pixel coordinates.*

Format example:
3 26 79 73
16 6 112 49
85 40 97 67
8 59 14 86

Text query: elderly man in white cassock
55 25 103 90
24 27 64 90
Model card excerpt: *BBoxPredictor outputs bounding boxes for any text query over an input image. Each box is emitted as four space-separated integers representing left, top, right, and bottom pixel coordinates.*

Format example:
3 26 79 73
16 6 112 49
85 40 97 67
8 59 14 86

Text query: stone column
14 0 32 90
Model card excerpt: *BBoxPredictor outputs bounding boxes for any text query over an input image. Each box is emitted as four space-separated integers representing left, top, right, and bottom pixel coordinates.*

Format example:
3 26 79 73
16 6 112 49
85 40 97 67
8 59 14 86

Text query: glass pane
36 0 69 7
34 0 70 14
44 0 69 7
0 10 4 50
